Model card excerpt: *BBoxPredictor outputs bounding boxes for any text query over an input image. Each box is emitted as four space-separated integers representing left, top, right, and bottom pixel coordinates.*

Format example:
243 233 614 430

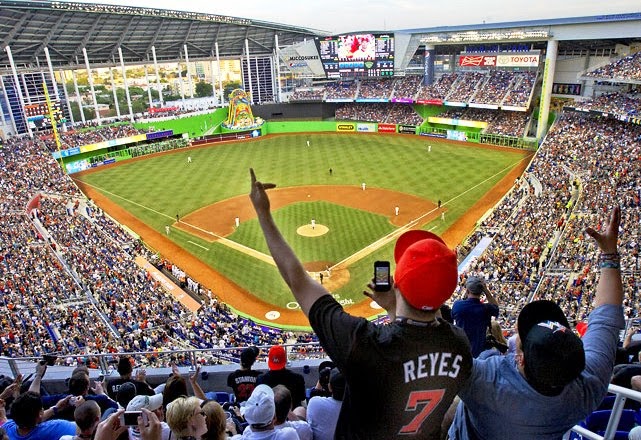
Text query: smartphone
43 354 57 366
374 261 391 292
98 374 104 382
120 411 145 426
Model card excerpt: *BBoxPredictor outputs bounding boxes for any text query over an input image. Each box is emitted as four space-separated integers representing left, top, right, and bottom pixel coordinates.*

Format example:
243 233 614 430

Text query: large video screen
315 33 394 79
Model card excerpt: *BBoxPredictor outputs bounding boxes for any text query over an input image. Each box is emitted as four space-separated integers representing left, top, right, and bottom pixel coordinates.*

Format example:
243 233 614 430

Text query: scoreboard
315 33 394 79
24 100 65 129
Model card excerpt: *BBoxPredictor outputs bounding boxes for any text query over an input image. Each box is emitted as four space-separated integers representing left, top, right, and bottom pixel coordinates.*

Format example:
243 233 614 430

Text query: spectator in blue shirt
452 276 500 357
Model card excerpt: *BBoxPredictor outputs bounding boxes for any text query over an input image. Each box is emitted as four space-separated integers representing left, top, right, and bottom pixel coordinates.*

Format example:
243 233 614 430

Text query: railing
0 342 328 379
568 384 641 440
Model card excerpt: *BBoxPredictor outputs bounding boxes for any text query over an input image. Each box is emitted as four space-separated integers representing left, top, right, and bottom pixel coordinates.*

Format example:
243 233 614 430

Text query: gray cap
466 276 485 295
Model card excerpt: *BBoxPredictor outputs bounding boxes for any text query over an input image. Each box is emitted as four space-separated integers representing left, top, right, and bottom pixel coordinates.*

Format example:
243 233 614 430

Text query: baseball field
73 132 532 328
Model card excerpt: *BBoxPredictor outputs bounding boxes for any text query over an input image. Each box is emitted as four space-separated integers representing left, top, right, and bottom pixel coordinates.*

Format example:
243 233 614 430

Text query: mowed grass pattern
75 133 527 312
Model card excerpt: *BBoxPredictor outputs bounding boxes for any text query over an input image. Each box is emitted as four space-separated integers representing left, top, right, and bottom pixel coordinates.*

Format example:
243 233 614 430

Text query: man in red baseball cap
249 169 472 439
256 345 306 409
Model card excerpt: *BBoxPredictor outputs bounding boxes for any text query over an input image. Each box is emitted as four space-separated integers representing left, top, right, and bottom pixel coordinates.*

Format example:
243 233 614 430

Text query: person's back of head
329 370 345 401
117 356 133 377
74 400 101 434
201 400 226 440
465 276 485 298
71 365 90 378
68 371 90 396
116 382 137 409
163 374 188 410
273 385 292 424
240 346 259 370
10 391 42 430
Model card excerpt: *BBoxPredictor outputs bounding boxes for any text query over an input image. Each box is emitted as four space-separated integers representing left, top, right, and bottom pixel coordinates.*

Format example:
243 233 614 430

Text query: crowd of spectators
289 70 537 108
36 124 146 153
390 75 423 101
446 71 487 103
416 73 459 101
289 88 325 102
356 79 394 100
1 91 639 383
439 108 529 137
323 81 358 100
450 110 640 336
502 71 537 107
568 91 641 117
0 128 293 366
470 70 517 106
585 50 641 81
335 103 423 125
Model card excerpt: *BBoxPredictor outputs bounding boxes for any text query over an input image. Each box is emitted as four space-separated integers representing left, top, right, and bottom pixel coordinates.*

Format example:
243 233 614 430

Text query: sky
86 0 641 34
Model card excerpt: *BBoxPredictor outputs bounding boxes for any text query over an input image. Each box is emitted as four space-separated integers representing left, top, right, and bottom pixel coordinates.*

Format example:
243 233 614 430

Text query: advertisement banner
356 123 376 132
391 98 414 103
447 130 467 141
416 99 443 105
443 101 467 107
146 130 174 140
377 123 396 133
398 125 417 134
496 54 540 67
355 98 389 103
469 103 498 110
458 55 496 67
336 123 356 132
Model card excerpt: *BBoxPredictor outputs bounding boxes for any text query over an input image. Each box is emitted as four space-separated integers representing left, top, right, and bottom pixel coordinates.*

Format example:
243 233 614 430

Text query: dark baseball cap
518 300 585 394
116 381 137 408
465 276 485 295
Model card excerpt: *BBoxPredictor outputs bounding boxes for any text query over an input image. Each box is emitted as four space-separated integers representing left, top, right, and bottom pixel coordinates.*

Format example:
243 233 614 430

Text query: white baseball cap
240 384 274 426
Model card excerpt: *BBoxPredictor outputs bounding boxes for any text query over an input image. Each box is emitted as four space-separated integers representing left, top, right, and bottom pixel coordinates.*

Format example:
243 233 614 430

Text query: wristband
598 252 620 261
599 260 621 269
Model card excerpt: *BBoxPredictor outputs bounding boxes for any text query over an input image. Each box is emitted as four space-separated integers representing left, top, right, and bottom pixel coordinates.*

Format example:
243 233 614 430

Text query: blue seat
584 409 636 433
214 391 232 404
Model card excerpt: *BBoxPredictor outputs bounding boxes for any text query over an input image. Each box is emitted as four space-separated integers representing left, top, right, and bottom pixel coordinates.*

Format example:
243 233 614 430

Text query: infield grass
74 133 528 312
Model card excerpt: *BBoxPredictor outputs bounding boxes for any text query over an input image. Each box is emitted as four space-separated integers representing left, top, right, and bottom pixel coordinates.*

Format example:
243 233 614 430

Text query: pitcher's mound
297 224 329 237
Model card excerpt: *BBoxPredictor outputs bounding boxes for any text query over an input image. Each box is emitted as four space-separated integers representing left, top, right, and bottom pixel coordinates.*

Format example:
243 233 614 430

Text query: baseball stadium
0 1 640 438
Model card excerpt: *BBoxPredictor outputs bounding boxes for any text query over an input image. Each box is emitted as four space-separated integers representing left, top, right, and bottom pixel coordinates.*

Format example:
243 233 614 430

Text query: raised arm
585 205 623 308
482 282 499 307
249 169 330 316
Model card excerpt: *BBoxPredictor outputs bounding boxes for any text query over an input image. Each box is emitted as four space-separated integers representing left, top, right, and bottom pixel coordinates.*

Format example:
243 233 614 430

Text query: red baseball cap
393 230 458 311
267 345 286 371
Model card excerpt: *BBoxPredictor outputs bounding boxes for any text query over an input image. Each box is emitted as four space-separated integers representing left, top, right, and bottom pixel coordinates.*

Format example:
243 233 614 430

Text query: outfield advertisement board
336 123 356 132
398 125 417 134
356 123 376 132
377 123 396 133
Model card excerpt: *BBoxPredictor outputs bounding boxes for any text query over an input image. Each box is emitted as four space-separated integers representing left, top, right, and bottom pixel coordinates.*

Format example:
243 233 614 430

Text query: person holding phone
249 169 472 439
452 276 500 357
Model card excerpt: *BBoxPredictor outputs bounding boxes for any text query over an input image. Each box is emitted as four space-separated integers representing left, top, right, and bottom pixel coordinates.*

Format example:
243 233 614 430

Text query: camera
120 411 146 426
43 354 57 366
373 261 391 292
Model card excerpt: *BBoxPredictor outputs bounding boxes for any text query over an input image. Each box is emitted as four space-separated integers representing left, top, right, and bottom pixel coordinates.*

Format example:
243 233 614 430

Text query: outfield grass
74 133 527 311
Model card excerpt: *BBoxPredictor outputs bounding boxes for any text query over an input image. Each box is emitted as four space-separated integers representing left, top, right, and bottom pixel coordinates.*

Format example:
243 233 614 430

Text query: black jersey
309 295 472 439
226 369 261 403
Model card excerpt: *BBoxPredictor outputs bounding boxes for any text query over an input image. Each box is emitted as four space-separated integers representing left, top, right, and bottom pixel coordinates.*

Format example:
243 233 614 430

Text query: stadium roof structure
397 12 641 53
0 0 328 72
